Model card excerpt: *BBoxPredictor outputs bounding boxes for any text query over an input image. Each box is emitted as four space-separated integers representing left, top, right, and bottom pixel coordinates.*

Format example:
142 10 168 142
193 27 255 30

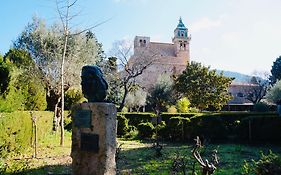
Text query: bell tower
172 17 191 63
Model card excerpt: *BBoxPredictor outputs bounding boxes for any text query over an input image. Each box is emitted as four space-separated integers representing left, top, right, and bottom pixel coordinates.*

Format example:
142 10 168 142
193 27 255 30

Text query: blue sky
1 0 281 75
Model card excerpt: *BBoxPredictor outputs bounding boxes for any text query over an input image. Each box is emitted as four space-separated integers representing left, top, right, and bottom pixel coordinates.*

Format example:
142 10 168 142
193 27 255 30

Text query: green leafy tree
0 54 3 62
147 74 175 156
0 61 11 94
0 49 47 112
64 87 85 110
147 74 175 112
270 56 281 85
266 80 281 104
102 57 121 104
175 61 233 111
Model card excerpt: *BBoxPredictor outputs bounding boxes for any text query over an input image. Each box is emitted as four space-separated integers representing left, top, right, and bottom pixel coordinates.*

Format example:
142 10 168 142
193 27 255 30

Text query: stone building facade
129 18 191 90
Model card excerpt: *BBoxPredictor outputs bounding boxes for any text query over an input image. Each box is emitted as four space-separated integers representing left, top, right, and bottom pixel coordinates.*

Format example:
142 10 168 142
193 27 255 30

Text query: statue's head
81 65 108 102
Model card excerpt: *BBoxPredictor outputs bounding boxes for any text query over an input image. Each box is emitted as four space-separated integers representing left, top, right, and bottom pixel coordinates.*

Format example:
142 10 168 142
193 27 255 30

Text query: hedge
0 111 53 157
117 112 281 142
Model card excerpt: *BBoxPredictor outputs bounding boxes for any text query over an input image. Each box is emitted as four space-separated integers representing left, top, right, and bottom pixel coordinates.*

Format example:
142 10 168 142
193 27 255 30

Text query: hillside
216 70 252 83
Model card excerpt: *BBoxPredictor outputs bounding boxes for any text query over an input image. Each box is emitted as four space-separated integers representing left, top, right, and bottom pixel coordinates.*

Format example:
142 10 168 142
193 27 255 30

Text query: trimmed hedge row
117 112 281 142
0 111 53 157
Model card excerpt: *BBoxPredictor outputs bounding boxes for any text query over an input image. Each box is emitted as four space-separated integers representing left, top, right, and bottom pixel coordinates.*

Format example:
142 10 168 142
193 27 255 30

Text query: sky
0 0 281 75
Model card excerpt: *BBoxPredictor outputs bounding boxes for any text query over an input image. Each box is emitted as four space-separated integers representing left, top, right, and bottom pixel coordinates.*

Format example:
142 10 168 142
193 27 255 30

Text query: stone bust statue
81 65 108 102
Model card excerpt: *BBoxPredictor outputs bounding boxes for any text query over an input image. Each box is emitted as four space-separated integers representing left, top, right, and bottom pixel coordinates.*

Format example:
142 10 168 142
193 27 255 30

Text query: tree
0 49 47 112
147 74 175 113
175 61 233 111
244 72 269 104
147 74 175 156
109 40 159 111
102 57 121 104
265 80 281 104
270 56 281 85
14 16 103 145
125 88 147 112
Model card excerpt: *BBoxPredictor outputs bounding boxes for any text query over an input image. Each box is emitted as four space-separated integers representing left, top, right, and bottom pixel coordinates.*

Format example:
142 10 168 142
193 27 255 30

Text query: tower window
144 40 146 43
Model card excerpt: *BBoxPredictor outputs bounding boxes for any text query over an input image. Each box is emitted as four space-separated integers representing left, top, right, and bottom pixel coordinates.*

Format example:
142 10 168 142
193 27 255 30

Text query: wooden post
248 120 252 142
31 112 38 158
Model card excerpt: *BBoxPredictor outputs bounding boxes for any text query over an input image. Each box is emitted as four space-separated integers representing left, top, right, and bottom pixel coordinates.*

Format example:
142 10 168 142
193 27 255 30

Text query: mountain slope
216 70 252 83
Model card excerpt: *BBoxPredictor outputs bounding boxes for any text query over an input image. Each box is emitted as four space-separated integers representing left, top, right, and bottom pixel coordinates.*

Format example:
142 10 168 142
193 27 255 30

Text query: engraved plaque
74 109 92 128
80 133 99 152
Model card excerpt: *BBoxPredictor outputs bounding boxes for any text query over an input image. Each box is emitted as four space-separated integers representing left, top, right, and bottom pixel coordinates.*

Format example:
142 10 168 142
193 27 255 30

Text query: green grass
117 140 281 175
1 131 72 175
2 134 281 175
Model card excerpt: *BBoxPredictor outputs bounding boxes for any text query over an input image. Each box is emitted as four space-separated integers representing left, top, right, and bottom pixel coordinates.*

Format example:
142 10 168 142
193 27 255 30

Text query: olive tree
14 16 103 145
125 88 147 112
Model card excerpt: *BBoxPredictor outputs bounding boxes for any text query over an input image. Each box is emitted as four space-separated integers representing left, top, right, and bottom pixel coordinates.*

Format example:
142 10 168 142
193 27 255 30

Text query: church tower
172 17 191 63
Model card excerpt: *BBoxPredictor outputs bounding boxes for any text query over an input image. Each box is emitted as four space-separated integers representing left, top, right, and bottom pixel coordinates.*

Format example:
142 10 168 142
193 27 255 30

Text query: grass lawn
117 140 281 175
1 132 281 175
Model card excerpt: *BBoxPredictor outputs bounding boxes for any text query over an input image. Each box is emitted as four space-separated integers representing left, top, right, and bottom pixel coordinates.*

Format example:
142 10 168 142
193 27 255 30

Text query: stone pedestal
71 103 117 175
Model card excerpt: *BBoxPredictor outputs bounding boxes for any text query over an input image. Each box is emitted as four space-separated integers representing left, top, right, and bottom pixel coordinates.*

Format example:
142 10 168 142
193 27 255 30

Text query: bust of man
81 65 108 102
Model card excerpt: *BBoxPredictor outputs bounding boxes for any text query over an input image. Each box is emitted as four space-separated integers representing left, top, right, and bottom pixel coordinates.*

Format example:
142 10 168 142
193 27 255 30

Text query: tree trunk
118 83 128 112
60 31 68 146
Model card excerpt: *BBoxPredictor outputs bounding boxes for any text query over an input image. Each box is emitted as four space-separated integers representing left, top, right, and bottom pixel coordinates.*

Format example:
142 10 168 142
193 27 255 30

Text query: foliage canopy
270 56 281 85
175 61 233 110
0 49 47 112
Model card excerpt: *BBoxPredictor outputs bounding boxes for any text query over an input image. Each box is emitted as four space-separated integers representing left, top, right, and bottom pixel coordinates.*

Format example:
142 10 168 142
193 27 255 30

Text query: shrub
189 107 200 113
0 111 53 158
117 114 130 136
176 97 190 113
238 116 281 142
266 80 281 104
138 122 154 138
65 88 85 110
124 126 139 140
254 151 281 174
242 151 281 175
253 102 270 112
121 112 155 127
167 105 177 113
116 112 281 142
